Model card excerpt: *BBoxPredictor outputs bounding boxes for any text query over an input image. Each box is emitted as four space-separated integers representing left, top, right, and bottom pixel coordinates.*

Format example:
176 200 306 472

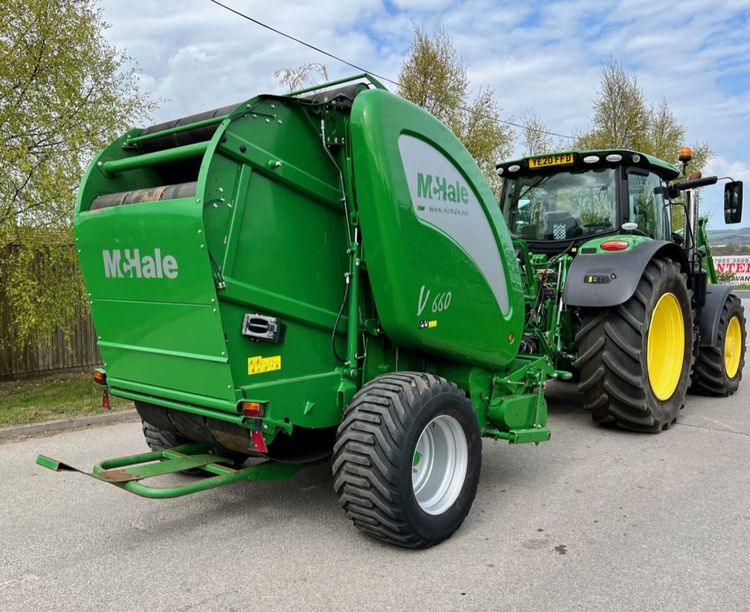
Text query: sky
98 0 750 228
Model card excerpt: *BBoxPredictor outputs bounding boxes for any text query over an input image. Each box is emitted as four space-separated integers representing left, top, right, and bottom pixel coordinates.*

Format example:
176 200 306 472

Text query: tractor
496 148 746 432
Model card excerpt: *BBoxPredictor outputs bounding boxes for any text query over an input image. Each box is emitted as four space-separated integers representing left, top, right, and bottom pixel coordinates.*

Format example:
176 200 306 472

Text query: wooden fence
0 309 100 380
0 243 101 380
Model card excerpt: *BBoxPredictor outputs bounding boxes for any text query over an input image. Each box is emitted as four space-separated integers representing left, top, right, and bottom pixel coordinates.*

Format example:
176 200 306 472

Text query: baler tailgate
36 445 306 499
75 197 238 405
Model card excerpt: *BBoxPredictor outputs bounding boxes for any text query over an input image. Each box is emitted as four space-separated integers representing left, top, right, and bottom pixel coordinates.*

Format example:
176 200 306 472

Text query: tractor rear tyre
332 372 481 549
576 257 692 432
691 294 746 395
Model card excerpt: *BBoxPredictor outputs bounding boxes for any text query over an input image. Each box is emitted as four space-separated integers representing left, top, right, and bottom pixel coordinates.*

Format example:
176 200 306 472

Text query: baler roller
90 181 196 210
128 103 238 152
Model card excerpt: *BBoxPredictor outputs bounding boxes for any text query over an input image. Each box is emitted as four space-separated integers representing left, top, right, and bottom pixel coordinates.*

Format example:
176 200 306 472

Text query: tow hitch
36 443 308 499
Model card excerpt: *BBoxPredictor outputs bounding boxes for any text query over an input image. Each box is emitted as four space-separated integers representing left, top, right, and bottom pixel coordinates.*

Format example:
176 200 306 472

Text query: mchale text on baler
37 75 564 548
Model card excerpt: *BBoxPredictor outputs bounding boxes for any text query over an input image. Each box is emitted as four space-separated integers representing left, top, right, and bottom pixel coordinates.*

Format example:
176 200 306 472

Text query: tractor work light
600 240 629 251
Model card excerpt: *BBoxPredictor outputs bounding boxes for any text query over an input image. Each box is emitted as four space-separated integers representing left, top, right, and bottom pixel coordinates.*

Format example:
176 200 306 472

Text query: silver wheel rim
411 414 468 515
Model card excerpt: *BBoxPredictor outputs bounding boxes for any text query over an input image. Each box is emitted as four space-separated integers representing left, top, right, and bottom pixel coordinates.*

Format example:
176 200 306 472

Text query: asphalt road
2 327 748 610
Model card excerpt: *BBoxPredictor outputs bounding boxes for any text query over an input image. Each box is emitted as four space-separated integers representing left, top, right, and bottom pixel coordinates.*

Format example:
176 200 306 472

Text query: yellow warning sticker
248 355 282 375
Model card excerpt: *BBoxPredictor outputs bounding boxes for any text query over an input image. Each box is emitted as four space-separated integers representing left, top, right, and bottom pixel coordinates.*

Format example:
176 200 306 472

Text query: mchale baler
37 75 563 548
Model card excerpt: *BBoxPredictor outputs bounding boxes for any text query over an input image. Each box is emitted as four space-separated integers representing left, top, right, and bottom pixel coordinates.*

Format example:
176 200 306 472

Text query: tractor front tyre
576 257 692 432
691 294 746 395
332 372 481 549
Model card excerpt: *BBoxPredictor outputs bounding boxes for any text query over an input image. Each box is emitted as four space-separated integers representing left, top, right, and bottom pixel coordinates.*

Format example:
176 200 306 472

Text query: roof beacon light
678 147 693 163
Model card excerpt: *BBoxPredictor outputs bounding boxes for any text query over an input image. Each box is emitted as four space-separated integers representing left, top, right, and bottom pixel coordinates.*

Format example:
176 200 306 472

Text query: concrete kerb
0 409 139 442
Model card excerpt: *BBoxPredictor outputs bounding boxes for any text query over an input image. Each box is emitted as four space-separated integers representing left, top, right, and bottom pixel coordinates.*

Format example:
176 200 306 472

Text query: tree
576 58 710 174
275 63 329 92
521 111 553 157
398 27 513 192
0 0 154 347
575 59 711 231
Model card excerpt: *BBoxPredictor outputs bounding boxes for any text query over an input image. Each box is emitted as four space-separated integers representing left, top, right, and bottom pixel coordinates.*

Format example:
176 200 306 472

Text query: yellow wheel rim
647 292 685 401
724 316 742 379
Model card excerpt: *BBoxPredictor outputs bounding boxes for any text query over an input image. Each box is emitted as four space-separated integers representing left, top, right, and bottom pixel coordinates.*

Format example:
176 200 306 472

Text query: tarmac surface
1 307 748 611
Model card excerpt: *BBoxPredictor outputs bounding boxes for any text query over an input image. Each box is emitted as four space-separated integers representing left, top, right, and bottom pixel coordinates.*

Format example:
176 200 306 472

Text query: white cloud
96 0 749 213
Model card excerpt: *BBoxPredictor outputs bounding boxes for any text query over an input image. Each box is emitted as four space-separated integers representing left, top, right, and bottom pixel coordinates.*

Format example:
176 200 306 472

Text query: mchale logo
416 172 469 204
103 248 179 279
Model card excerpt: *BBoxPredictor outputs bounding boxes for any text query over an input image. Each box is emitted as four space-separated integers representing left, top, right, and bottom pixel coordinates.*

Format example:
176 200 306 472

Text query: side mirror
724 181 743 224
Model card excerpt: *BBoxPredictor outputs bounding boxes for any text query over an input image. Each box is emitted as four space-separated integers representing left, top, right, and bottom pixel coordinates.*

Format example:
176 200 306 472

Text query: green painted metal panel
349 89 525 369
75 197 237 405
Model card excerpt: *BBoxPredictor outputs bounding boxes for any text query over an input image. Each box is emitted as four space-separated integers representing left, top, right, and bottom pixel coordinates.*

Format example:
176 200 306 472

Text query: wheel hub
647 291 685 401
412 415 468 515
724 316 742 379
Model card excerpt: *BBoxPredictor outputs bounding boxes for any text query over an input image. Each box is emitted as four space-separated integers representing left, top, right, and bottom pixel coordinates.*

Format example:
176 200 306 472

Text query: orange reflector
93 370 107 385
600 240 629 252
242 402 265 417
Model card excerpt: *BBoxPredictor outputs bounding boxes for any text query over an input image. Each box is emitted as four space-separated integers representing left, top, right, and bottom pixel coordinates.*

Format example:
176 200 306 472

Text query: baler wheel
332 372 481 548
576 257 692 432
142 421 247 472
143 420 186 452
691 294 746 395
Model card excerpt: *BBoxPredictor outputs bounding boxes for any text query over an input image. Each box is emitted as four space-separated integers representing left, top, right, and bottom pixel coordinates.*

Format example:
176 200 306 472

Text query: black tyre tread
691 294 746 396
575 257 692 432
333 372 477 549
142 420 184 450
142 420 247 472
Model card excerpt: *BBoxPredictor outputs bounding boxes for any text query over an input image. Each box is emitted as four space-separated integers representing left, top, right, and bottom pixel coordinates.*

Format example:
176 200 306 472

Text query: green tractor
496 148 746 432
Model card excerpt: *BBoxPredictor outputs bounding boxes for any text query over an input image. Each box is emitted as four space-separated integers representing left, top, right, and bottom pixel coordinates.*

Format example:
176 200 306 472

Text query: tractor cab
497 150 680 253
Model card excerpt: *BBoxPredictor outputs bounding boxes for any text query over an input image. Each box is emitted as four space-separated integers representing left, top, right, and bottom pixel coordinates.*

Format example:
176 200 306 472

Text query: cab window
627 171 670 239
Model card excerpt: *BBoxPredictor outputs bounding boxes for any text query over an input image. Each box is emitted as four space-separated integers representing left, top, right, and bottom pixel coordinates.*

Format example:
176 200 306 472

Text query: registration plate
528 153 575 169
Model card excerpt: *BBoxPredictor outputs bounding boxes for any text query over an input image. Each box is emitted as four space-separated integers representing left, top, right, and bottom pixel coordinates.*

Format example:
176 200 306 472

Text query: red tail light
600 240 629 252
93 370 107 385
242 401 265 417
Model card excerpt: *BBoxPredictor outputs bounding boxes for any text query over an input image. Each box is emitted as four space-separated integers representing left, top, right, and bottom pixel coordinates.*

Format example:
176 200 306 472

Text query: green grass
0 372 130 427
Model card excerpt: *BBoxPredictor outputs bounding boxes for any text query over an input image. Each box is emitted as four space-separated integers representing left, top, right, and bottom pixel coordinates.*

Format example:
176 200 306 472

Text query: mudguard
563 240 689 307
698 285 735 347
